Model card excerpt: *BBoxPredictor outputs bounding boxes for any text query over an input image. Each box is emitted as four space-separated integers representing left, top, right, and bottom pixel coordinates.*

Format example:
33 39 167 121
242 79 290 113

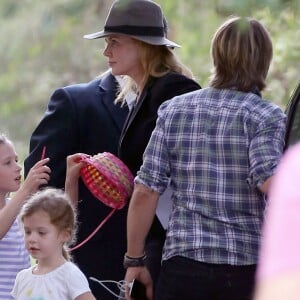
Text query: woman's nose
103 44 110 57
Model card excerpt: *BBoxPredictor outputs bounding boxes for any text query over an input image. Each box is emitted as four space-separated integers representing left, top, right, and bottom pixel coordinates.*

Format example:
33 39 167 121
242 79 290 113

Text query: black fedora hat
84 0 180 48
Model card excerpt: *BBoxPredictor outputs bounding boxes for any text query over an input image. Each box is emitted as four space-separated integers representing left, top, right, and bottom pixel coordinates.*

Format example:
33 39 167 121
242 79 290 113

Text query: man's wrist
123 253 146 269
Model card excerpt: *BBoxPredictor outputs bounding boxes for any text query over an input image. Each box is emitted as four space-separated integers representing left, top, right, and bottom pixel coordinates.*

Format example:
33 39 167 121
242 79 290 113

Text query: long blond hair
115 40 194 104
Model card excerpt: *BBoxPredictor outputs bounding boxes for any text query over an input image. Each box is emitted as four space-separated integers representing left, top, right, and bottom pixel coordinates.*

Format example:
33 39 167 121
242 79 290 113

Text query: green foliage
0 0 299 161
158 0 299 105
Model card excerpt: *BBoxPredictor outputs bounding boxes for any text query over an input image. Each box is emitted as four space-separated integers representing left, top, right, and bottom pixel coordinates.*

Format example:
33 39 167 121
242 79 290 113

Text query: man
124 16 286 300
24 70 130 299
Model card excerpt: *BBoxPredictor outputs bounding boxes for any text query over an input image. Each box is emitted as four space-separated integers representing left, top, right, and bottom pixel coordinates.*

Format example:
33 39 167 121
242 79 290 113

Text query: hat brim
83 30 180 48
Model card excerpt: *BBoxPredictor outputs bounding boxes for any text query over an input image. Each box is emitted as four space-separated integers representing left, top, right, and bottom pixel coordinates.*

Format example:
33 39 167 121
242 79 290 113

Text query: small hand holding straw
38 146 48 190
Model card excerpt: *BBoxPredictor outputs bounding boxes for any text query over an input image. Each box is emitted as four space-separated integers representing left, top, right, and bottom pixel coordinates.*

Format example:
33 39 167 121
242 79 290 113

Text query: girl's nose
27 233 36 243
15 161 22 172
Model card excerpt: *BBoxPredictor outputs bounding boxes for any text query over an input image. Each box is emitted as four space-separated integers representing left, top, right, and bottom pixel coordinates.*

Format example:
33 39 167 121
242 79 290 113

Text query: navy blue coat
119 72 201 176
24 72 129 299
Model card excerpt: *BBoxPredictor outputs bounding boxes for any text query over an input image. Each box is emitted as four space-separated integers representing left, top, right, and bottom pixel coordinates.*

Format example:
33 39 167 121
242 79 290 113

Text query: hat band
104 25 164 37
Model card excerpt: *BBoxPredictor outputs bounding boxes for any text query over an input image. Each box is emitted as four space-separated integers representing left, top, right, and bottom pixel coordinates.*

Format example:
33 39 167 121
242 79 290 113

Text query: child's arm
65 154 85 208
0 158 50 239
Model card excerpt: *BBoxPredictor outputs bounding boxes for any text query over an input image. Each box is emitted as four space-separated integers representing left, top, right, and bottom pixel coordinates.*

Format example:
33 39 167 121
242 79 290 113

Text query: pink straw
41 146 46 160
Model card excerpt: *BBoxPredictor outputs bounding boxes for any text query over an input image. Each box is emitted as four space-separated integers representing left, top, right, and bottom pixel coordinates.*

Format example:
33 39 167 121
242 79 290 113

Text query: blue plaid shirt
136 87 286 265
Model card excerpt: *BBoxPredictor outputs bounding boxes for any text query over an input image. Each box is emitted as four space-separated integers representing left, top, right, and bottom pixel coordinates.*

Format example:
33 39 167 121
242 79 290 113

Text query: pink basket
70 152 134 251
80 152 134 209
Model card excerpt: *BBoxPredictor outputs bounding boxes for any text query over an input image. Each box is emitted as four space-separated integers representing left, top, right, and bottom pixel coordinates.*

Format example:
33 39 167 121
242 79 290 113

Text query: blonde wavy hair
115 40 194 104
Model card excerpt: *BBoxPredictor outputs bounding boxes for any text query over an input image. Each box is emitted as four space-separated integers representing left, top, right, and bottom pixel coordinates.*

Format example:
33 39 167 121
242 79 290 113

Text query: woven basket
80 152 134 209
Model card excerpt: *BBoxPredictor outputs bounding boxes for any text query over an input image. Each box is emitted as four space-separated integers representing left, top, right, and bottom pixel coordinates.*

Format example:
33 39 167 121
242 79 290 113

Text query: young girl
11 188 96 300
0 133 50 300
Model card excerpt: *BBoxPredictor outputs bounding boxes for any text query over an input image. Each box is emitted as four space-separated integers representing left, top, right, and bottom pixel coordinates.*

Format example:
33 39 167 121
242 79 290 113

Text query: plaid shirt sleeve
135 101 171 194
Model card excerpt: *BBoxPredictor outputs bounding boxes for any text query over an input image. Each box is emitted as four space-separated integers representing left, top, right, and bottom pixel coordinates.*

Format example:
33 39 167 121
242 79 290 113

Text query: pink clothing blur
257 142 300 281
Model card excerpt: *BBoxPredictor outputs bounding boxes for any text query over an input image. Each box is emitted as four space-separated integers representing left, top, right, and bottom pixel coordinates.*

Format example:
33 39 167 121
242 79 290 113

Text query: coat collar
98 72 129 131
122 77 156 133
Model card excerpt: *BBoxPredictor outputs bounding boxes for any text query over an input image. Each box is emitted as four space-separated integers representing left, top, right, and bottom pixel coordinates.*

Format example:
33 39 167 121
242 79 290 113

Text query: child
0 133 50 300
11 188 96 300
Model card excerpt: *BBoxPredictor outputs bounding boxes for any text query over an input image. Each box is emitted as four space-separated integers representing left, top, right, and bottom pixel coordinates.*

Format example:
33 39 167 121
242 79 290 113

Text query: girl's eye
39 231 47 235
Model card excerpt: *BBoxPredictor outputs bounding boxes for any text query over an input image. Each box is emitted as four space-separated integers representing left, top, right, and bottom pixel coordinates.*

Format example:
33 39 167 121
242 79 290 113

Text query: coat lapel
120 79 153 142
99 73 129 132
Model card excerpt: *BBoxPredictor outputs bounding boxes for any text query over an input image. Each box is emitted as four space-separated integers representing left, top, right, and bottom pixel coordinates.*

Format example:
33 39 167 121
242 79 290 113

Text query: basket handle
69 207 117 251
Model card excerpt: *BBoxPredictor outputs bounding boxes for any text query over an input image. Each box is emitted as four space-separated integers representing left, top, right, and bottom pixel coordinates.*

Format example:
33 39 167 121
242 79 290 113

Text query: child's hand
21 158 51 194
65 153 88 208
66 153 87 181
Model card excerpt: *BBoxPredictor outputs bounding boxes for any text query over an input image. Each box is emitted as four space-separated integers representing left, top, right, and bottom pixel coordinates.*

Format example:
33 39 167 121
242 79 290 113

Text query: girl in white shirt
11 188 96 300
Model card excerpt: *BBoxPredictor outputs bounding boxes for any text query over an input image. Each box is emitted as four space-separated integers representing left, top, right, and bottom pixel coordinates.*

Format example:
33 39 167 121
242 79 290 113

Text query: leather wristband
123 253 146 269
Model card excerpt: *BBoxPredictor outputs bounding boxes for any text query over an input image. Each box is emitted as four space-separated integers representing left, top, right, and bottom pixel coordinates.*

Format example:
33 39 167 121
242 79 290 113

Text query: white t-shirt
11 261 92 300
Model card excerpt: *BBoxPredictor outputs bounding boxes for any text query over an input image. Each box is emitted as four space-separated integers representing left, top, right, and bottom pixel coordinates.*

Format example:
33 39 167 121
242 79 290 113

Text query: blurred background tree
0 0 299 160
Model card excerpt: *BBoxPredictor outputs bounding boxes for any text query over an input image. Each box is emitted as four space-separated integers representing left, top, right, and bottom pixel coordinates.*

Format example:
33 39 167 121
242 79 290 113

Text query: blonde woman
83 0 200 293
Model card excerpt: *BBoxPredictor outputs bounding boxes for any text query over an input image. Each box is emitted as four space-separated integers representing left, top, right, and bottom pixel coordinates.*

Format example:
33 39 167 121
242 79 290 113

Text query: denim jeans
155 256 256 300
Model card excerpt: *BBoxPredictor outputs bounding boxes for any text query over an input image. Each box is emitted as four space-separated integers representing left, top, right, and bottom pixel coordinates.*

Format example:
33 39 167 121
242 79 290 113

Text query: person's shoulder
171 86 210 102
149 72 200 97
221 89 283 114
48 79 101 102
62 72 116 94
62 78 101 93
160 72 199 86
63 261 83 272
63 262 89 282
249 93 284 116
15 266 33 279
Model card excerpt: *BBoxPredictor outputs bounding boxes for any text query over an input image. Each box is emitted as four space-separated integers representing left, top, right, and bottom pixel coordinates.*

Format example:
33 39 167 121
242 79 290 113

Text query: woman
84 0 201 291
